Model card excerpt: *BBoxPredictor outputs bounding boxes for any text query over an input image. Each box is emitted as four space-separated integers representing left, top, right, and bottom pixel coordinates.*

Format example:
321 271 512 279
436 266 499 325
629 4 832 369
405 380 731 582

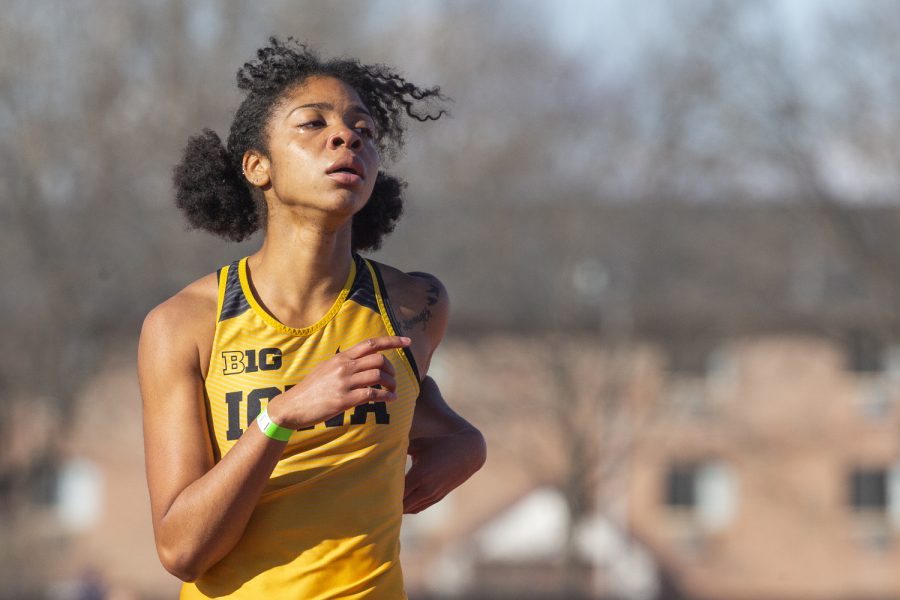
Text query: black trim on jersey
369 260 422 382
346 253 380 314
219 260 251 322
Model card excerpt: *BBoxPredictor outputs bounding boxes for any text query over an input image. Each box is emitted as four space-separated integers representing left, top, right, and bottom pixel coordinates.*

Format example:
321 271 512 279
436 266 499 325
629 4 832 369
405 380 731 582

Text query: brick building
6 204 900 598
400 334 900 599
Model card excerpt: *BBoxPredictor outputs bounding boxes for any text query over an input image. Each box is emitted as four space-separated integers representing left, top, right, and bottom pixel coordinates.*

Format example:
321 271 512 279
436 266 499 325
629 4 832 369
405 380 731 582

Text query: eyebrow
286 102 372 120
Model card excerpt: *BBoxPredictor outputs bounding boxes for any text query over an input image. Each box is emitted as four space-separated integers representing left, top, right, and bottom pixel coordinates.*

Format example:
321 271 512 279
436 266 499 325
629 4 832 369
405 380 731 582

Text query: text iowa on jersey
219 347 391 440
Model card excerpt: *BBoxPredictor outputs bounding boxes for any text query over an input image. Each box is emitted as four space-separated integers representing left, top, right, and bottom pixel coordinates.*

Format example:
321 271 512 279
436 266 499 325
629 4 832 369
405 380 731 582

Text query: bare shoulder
142 271 219 338
374 262 449 338
370 262 449 374
139 271 220 376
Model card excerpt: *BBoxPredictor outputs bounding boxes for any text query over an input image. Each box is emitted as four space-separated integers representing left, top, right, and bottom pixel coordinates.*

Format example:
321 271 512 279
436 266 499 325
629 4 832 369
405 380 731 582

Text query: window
666 464 697 507
850 468 888 510
30 453 60 506
848 464 900 550
56 458 103 533
664 461 738 532
857 377 894 420
846 332 883 373
883 346 900 380
706 345 738 393
666 344 736 418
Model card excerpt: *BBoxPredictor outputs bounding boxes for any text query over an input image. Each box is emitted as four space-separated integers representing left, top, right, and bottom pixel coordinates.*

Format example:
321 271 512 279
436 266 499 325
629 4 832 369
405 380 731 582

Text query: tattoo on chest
401 283 440 333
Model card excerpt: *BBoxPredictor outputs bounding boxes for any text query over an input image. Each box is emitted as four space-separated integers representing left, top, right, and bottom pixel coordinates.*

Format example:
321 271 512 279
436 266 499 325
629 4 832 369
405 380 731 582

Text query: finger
350 353 396 377
350 369 397 393
343 336 411 360
348 386 397 405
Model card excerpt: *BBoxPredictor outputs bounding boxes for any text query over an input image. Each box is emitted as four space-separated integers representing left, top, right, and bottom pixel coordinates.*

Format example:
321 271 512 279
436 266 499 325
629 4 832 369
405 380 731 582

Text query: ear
242 150 271 187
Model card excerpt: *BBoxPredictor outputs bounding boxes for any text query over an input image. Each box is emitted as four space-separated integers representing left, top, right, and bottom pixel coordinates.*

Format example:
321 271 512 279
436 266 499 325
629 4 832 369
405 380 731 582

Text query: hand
267 336 410 430
403 432 483 514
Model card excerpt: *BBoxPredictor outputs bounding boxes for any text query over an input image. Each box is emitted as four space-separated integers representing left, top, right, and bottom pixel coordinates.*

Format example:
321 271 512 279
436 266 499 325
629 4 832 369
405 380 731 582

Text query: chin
300 189 371 220
330 190 371 214
278 186 373 219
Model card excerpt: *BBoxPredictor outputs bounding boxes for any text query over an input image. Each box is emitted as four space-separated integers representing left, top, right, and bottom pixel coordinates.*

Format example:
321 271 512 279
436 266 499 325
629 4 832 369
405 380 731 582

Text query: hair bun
172 128 260 242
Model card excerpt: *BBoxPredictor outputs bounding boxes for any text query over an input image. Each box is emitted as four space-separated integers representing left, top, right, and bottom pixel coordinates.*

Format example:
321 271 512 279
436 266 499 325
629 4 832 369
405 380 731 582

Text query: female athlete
138 36 486 599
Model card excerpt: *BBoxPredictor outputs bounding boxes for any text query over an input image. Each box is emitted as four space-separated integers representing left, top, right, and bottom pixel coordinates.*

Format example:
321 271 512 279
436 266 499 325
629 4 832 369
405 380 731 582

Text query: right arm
139 293 409 582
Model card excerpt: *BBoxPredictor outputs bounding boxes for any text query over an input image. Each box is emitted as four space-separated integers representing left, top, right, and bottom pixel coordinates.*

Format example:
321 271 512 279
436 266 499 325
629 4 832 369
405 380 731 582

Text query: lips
325 156 366 182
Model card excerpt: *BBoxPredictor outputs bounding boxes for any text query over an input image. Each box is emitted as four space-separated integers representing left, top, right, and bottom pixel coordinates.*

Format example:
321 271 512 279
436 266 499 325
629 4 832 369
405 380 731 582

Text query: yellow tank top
181 254 420 600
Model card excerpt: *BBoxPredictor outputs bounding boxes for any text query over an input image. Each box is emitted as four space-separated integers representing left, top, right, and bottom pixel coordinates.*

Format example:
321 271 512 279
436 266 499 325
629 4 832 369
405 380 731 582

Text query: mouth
325 157 366 183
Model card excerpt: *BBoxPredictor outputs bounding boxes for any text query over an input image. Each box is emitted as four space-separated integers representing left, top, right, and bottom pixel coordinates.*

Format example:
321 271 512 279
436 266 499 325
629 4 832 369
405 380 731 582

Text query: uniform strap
366 259 422 384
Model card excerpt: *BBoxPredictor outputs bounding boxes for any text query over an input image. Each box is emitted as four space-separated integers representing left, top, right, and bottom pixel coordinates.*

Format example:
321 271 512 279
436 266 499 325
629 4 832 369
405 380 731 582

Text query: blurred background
4 0 900 598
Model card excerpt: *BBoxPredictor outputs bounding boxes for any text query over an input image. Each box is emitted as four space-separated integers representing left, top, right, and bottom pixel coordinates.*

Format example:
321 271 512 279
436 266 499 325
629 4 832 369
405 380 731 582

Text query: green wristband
256 408 293 442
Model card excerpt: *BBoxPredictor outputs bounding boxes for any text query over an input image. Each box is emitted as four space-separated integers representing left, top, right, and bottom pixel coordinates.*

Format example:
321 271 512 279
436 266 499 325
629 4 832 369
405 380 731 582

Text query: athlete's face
248 75 380 218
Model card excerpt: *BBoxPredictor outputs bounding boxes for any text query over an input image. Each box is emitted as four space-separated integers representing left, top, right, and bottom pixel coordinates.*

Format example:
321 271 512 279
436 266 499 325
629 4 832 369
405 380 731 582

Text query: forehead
279 75 367 113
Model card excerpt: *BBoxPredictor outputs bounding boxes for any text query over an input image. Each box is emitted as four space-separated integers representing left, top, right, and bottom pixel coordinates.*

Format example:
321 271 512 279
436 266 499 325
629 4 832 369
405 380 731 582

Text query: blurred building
392 203 900 599
401 334 900 600
1 340 179 599
629 335 900 600
6 204 900 599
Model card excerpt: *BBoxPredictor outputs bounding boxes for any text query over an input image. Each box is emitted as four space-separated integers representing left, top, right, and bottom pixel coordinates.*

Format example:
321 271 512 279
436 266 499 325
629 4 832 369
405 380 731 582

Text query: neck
247 206 354 327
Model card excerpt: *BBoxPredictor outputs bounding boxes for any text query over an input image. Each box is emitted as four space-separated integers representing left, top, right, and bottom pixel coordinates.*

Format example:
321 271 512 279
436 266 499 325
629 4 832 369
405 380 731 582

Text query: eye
354 125 375 139
298 119 325 130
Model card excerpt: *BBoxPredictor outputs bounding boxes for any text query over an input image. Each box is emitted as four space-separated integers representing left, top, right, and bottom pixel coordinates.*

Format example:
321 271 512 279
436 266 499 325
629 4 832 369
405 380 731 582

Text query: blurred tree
422 2 900 596
7 0 900 597
611 0 900 335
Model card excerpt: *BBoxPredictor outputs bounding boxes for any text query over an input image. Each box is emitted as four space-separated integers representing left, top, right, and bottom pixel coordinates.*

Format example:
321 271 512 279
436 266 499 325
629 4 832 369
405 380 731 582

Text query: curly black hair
172 36 448 250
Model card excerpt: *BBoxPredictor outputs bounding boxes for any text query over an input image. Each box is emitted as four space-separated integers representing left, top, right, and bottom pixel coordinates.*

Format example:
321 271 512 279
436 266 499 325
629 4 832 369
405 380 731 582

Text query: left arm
378 266 487 514
404 376 487 514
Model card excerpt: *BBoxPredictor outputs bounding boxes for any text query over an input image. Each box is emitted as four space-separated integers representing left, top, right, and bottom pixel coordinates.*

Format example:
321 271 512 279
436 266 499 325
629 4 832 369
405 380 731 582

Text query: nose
327 127 362 151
